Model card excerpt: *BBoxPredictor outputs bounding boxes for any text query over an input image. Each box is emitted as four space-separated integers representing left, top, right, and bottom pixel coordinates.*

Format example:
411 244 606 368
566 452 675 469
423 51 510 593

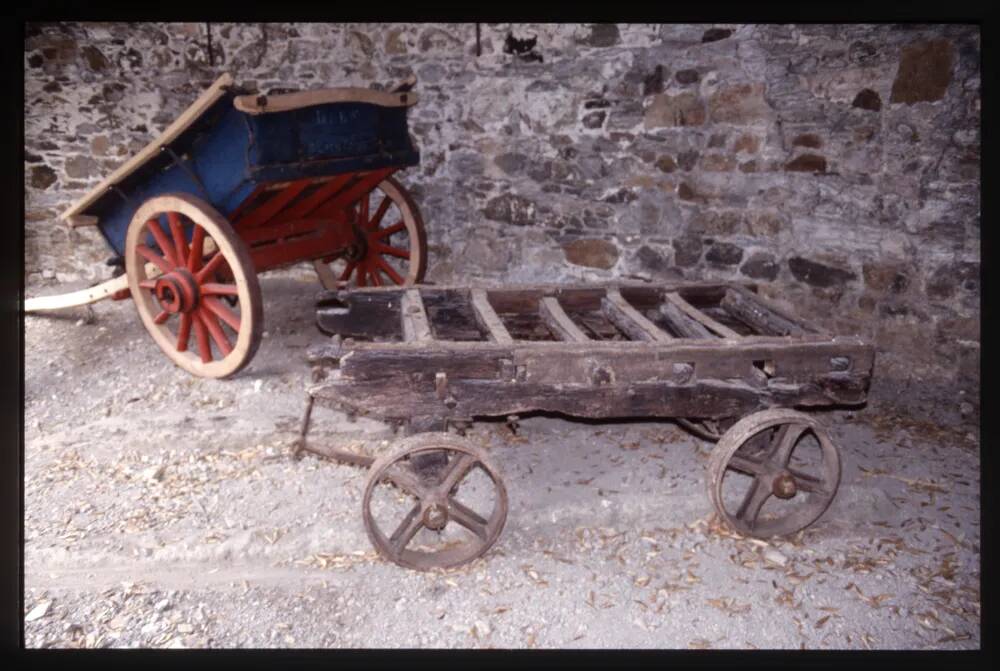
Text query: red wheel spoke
338 261 357 282
188 227 206 272
192 312 213 363
356 263 368 287
374 221 406 240
153 310 170 325
139 279 157 290
195 252 227 283
176 314 192 352
147 219 179 267
359 193 370 229
367 196 392 231
203 296 241 332
374 243 410 260
374 256 405 285
167 212 189 267
198 306 233 356
136 245 172 274
369 266 383 286
201 283 239 296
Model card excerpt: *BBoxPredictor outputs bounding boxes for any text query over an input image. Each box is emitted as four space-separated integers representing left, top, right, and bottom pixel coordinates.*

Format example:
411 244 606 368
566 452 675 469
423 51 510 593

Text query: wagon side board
308 338 874 422
309 281 874 424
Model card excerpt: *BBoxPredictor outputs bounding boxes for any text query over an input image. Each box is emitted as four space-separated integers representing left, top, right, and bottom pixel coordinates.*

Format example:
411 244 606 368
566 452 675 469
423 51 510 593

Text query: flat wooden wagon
25 72 427 378
297 281 875 570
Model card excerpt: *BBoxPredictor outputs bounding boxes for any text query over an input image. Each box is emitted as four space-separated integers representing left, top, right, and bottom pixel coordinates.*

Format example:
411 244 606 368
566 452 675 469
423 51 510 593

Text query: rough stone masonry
23 23 980 418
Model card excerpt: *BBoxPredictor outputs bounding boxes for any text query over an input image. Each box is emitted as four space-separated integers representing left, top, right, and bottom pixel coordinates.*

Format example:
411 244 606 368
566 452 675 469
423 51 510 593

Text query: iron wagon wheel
706 408 841 538
362 432 508 571
313 176 428 290
125 192 264 379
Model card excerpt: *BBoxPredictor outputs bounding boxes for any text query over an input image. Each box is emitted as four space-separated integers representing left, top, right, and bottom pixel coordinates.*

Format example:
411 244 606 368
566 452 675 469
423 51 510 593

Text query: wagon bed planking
307 281 873 425
298 280 874 570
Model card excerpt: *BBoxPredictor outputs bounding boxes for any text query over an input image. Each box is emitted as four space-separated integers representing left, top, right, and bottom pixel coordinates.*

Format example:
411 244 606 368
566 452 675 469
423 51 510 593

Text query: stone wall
24 22 980 409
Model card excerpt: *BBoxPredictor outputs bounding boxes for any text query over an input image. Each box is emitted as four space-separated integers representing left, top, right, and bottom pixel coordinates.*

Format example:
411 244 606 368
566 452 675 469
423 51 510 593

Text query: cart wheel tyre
707 409 841 538
125 193 263 379
362 432 507 571
313 176 427 290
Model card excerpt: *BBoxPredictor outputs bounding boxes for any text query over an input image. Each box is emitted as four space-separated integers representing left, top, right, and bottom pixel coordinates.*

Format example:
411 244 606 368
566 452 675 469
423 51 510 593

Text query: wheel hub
771 471 798 499
343 224 369 263
422 501 449 531
154 269 200 314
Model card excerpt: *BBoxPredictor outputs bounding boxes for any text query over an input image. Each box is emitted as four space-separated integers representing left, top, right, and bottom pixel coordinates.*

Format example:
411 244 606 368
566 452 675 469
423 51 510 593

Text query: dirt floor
22 273 981 649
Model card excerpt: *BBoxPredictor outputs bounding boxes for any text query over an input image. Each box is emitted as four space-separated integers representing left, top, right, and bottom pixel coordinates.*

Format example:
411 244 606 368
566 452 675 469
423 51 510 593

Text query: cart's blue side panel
245 102 418 182
95 105 254 255
88 96 419 258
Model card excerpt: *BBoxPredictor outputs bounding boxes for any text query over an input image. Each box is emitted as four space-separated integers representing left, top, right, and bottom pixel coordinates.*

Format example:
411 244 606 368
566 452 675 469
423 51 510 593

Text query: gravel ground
23 273 981 649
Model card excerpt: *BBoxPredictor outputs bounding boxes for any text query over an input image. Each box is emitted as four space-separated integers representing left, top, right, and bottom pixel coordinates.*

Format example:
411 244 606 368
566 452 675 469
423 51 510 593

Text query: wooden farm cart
294 281 875 571
25 72 428 378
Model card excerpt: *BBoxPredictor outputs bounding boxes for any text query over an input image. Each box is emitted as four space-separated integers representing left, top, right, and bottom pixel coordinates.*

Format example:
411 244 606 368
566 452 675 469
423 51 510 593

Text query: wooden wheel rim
362 433 508 571
706 409 841 538
313 176 427 289
125 193 263 378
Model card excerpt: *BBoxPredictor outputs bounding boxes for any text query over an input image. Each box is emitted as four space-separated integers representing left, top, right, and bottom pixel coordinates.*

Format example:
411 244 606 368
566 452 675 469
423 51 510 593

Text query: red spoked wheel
125 193 263 379
313 176 427 290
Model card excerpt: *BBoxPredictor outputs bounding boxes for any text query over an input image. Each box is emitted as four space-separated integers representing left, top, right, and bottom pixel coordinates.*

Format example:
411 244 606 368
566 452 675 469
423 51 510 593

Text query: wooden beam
538 296 589 342
233 87 418 115
601 288 673 342
470 289 513 345
400 289 433 342
657 300 713 339
664 292 741 339
66 214 99 228
721 286 811 336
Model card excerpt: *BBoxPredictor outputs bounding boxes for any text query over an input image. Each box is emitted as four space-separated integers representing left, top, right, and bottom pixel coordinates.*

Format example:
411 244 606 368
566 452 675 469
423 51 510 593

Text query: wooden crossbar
664 292 741 339
601 289 673 342
538 296 590 342
401 289 433 342
721 286 810 336
470 289 513 345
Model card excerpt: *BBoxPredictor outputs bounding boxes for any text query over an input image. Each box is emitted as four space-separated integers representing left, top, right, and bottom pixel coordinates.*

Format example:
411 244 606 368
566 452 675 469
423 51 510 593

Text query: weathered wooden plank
721 286 815 336
331 339 874 389
664 292 741 339
470 289 514 345
339 348 509 381
538 296 590 342
311 377 766 422
657 300 715 339
400 289 433 342
316 291 403 340
601 289 673 342
422 289 485 341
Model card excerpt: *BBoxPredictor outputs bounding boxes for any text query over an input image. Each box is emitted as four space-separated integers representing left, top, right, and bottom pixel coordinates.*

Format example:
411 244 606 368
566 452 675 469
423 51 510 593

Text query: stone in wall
707 83 769 124
563 238 619 270
890 38 954 104
788 257 857 288
644 92 706 128
482 193 536 226
740 252 780 280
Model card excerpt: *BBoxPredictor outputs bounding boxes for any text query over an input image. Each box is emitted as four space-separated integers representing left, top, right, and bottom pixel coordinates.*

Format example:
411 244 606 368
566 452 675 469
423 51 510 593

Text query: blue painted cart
29 73 428 378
